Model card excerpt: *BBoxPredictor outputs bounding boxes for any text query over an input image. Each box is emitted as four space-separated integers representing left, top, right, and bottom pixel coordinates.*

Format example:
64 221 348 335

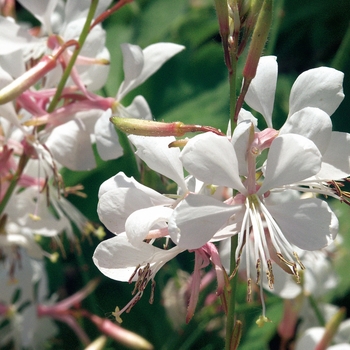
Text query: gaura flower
171 128 338 322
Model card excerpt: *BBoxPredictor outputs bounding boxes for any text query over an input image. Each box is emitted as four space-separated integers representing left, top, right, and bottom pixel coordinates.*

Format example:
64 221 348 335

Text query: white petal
231 120 252 176
289 67 344 117
180 132 246 193
45 120 96 170
98 187 173 233
267 198 338 250
295 328 324 350
98 172 170 201
17 0 59 33
280 107 332 154
117 43 185 99
0 17 41 55
315 132 350 180
259 134 321 194
126 206 173 246
244 56 277 127
168 194 241 249
124 95 152 120
128 135 187 191
95 109 123 161
93 233 182 281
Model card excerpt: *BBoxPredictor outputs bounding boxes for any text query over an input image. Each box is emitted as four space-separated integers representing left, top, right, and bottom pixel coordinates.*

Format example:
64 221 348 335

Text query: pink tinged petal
168 194 241 249
93 233 182 281
124 95 152 120
244 56 277 128
95 109 123 161
45 120 96 170
128 135 187 191
316 132 350 180
258 134 321 194
180 132 246 193
98 187 172 233
267 198 338 250
289 67 344 117
280 107 332 154
125 206 173 246
117 43 185 100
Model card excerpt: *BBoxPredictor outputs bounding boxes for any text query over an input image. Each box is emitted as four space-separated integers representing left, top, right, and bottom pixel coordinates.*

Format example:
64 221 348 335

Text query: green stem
47 0 100 112
0 153 29 216
116 129 141 182
331 23 350 71
266 0 284 55
308 294 326 327
229 37 238 135
225 234 239 350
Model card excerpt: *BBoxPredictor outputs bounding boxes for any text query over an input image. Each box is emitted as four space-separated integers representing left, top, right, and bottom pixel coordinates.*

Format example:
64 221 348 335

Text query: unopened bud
84 336 107 350
110 117 224 137
89 314 153 350
0 55 57 105
315 308 346 350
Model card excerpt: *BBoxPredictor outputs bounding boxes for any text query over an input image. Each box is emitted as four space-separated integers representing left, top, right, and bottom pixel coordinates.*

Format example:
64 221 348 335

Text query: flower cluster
94 55 349 330
1 0 350 349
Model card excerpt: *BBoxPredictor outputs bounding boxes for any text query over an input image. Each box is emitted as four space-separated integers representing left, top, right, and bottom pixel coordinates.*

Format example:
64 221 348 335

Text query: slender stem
266 0 285 55
225 234 239 350
116 129 141 182
47 0 99 112
332 23 350 71
90 0 133 30
308 294 326 327
0 153 29 216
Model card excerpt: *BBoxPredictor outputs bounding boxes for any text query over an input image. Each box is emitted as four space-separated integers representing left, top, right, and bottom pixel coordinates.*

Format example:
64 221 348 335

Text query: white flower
45 42 185 169
245 56 350 182
174 130 338 322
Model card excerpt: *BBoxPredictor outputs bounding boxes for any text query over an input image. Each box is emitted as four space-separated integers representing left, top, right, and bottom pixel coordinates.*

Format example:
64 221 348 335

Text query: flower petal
45 120 96 171
180 132 246 193
259 134 321 194
98 172 170 201
117 43 185 100
280 107 332 154
98 187 173 234
289 67 344 117
95 109 123 161
168 194 241 249
128 135 187 191
244 56 277 127
316 131 350 180
123 95 152 120
267 198 338 250
93 233 182 281
126 206 173 246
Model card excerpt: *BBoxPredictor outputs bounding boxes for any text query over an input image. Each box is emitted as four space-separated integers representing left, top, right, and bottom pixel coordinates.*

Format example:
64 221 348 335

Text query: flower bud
0 55 57 105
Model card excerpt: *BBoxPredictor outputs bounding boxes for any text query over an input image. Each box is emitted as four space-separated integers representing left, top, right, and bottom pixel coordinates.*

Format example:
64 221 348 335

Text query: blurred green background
16 0 350 349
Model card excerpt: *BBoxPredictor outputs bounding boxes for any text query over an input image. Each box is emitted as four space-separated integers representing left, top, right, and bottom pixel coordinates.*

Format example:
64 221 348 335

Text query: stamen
247 278 252 302
276 253 300 283
128 264 140 283
293 251 305 270
256 258 261 284
266 259 274 289
149 280 156 304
